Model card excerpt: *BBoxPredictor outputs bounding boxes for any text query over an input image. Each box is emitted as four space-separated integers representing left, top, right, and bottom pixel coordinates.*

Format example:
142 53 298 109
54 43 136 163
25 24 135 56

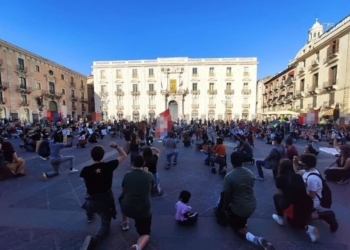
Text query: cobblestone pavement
0 135 349 250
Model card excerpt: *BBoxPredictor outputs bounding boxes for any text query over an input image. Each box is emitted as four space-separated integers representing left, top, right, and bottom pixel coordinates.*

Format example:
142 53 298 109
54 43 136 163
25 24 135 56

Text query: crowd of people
0 116 348 250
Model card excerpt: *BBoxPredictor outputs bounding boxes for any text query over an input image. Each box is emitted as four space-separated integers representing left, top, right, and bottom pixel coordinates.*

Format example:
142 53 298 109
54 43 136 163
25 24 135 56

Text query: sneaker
87 214 94 223
319 210 338 232
40 156 48 160
41 173 48 181
81 235 97 250
129 244 141 250
121 221 129 231
253 237 275 250
189 212 198 219
69 169 79 174
337 178 349 184
306 225 320 243
272 214 284 225
255 175 265 181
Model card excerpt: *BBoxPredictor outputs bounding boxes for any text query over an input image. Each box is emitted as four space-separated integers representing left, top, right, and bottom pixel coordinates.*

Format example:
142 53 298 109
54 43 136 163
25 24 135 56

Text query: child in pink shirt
175 190 198 225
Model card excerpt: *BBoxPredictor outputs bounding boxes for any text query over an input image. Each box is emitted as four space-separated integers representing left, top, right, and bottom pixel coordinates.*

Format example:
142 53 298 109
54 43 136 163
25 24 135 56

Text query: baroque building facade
261 15 350 121
0 39 87 122
92 57 258 121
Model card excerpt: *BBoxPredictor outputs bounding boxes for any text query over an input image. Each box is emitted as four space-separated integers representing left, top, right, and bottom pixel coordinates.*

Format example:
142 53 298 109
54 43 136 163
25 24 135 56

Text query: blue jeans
166 152 178 165
153 172 160 185
256 160 278 179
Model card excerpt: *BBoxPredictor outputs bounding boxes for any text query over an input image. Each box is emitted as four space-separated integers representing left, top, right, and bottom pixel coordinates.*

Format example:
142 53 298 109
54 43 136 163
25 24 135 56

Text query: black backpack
306 172 332 208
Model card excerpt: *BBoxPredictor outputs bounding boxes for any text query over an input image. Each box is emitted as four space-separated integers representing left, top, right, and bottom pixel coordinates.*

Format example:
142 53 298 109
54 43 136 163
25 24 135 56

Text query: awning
320 109 334 117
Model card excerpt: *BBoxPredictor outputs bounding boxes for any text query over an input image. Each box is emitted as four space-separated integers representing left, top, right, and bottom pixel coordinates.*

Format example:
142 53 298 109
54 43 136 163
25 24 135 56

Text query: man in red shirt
285 138 299 161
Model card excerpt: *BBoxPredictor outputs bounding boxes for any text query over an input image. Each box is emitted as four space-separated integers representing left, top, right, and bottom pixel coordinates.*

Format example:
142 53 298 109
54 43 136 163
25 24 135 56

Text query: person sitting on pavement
285 138 299 161
209 137 226 174
272 159 319 242
214 152 274 249
255 136 285 181
77 131 88 148
119 155 154 250
38 132 50 160
324 142 350 184
293 154 338 233
80 143 127 250
41 133 79 180
175 190 198 226
2 141 26 177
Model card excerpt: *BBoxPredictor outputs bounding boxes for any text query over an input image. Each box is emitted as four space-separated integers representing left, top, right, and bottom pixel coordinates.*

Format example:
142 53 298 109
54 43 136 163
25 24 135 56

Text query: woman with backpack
272 159 318 242
293 154 338 233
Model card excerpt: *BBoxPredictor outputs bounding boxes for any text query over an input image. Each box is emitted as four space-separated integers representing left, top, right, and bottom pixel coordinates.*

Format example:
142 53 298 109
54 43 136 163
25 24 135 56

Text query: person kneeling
175 190 198 226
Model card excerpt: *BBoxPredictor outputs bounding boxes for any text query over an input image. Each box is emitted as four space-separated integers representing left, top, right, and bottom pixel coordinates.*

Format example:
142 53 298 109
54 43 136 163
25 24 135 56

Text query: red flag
156 109 172 137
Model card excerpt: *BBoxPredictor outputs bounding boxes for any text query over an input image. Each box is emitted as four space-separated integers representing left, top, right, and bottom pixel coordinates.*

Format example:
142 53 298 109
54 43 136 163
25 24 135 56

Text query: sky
0 0 349 79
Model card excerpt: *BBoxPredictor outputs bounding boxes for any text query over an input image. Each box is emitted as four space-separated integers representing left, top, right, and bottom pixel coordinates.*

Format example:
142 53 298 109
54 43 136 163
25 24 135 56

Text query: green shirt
223 167 257 218
121 169 154 219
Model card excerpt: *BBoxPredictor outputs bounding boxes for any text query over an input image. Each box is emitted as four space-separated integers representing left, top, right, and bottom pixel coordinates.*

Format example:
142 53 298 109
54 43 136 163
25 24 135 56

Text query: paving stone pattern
0 135 349 250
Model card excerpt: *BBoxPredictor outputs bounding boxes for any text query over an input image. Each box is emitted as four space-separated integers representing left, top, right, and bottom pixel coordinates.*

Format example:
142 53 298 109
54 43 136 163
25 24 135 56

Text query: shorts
227 209 248 231
134 215 152 235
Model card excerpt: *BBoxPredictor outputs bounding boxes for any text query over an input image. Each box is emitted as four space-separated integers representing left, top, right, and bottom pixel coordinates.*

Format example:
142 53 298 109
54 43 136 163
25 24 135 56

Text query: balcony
148 104 156 109
287 87 294 94
241 89 251 95
295 90 305 98
0 97 6 104
79 85 85 91
225 103 233 108
99 91 109 97
148 74 154 78
191 90 200 95
207 89 217 95
72 105 77 111
284 95 293 103
243 72 250 77
116 105 124 110
192 104 199 109
177 89 186 95
115 91 124 96
273 84 279 91
209 73 215 77
242 104 250 109
192 74 198 77
70 95 78 101
17 85 32 94
297 67 305 75
80 97 88 103
132 105 140 109
19 100 30 106
268 87 273 93
308 85 320 95
323 80 338 91
308 60 319 71
132 74 138 79
131 91 140 96
225 89 235 95
323 101 335 108
208 104 216 108
43 90 62 100
226 73 232 77
0 81 9 90
323 52 339 64
147 91 157 95
70 81 76 88
161 90 169 95
16 65 28 73
279 90 286 97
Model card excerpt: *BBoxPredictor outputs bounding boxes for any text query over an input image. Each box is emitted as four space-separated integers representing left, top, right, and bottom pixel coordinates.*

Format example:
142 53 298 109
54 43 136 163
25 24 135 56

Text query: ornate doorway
168 100 178 121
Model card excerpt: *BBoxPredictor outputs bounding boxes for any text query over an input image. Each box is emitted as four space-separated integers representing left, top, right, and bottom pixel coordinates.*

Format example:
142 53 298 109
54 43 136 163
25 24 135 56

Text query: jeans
256 160 278 179
166 152 178 164
153 172 160 185
210 156 225 171
87 211 111 242
46 155 75 178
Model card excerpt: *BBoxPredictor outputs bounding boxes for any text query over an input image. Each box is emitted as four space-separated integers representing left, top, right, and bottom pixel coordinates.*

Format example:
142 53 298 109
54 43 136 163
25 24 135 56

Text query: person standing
120 155 154 250
163 132 178 169
215 152 274 249
81 143 127 250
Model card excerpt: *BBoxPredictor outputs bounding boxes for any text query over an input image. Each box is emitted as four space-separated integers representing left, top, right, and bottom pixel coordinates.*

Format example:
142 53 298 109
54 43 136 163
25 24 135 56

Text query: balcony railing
298 67 305 75
243 72 250 77
192 104 199 109
132 105 140 109
16 65 27 73
323 80 338 90
79 85 85 91
17 85 32 94
241 89 251 95
161 90 169 95
225 89 234 95
192 74 198 77
295 90 305 97
308 60 319 71
242 104 250 108
70 81 76 88
148 74 154 78
308 85 320 94
209 73 215 77
116 105 124 110
99 91 109 97
115 91 124 96
19 100 30 106
0 97 6 104
208 104 216 108
132 74 138 78
148 104 156 109
80 97 88 103
323 101 335 108
191 90 200 95
131 91 140 96
147 90 157 95
0 81 9 90
323 52 339 64
70 95 78 101
226 73 232 77
207 89 217 95
225 103 233 108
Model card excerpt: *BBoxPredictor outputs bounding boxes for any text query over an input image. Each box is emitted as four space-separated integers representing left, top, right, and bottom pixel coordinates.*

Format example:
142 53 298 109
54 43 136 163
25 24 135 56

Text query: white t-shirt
302 169 323 208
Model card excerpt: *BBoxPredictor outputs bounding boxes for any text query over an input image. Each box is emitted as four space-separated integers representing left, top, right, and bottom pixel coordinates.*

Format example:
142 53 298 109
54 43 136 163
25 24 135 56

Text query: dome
310 18 323 31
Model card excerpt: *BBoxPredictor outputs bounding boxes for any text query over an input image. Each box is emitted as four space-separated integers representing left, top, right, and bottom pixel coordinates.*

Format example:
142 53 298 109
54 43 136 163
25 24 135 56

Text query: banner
298 110 319 125
169 79 177 93
156 109 172 137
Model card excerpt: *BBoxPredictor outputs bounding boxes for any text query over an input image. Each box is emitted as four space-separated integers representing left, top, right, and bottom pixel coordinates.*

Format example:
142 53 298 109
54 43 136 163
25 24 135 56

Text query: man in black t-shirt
81 143 127 250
